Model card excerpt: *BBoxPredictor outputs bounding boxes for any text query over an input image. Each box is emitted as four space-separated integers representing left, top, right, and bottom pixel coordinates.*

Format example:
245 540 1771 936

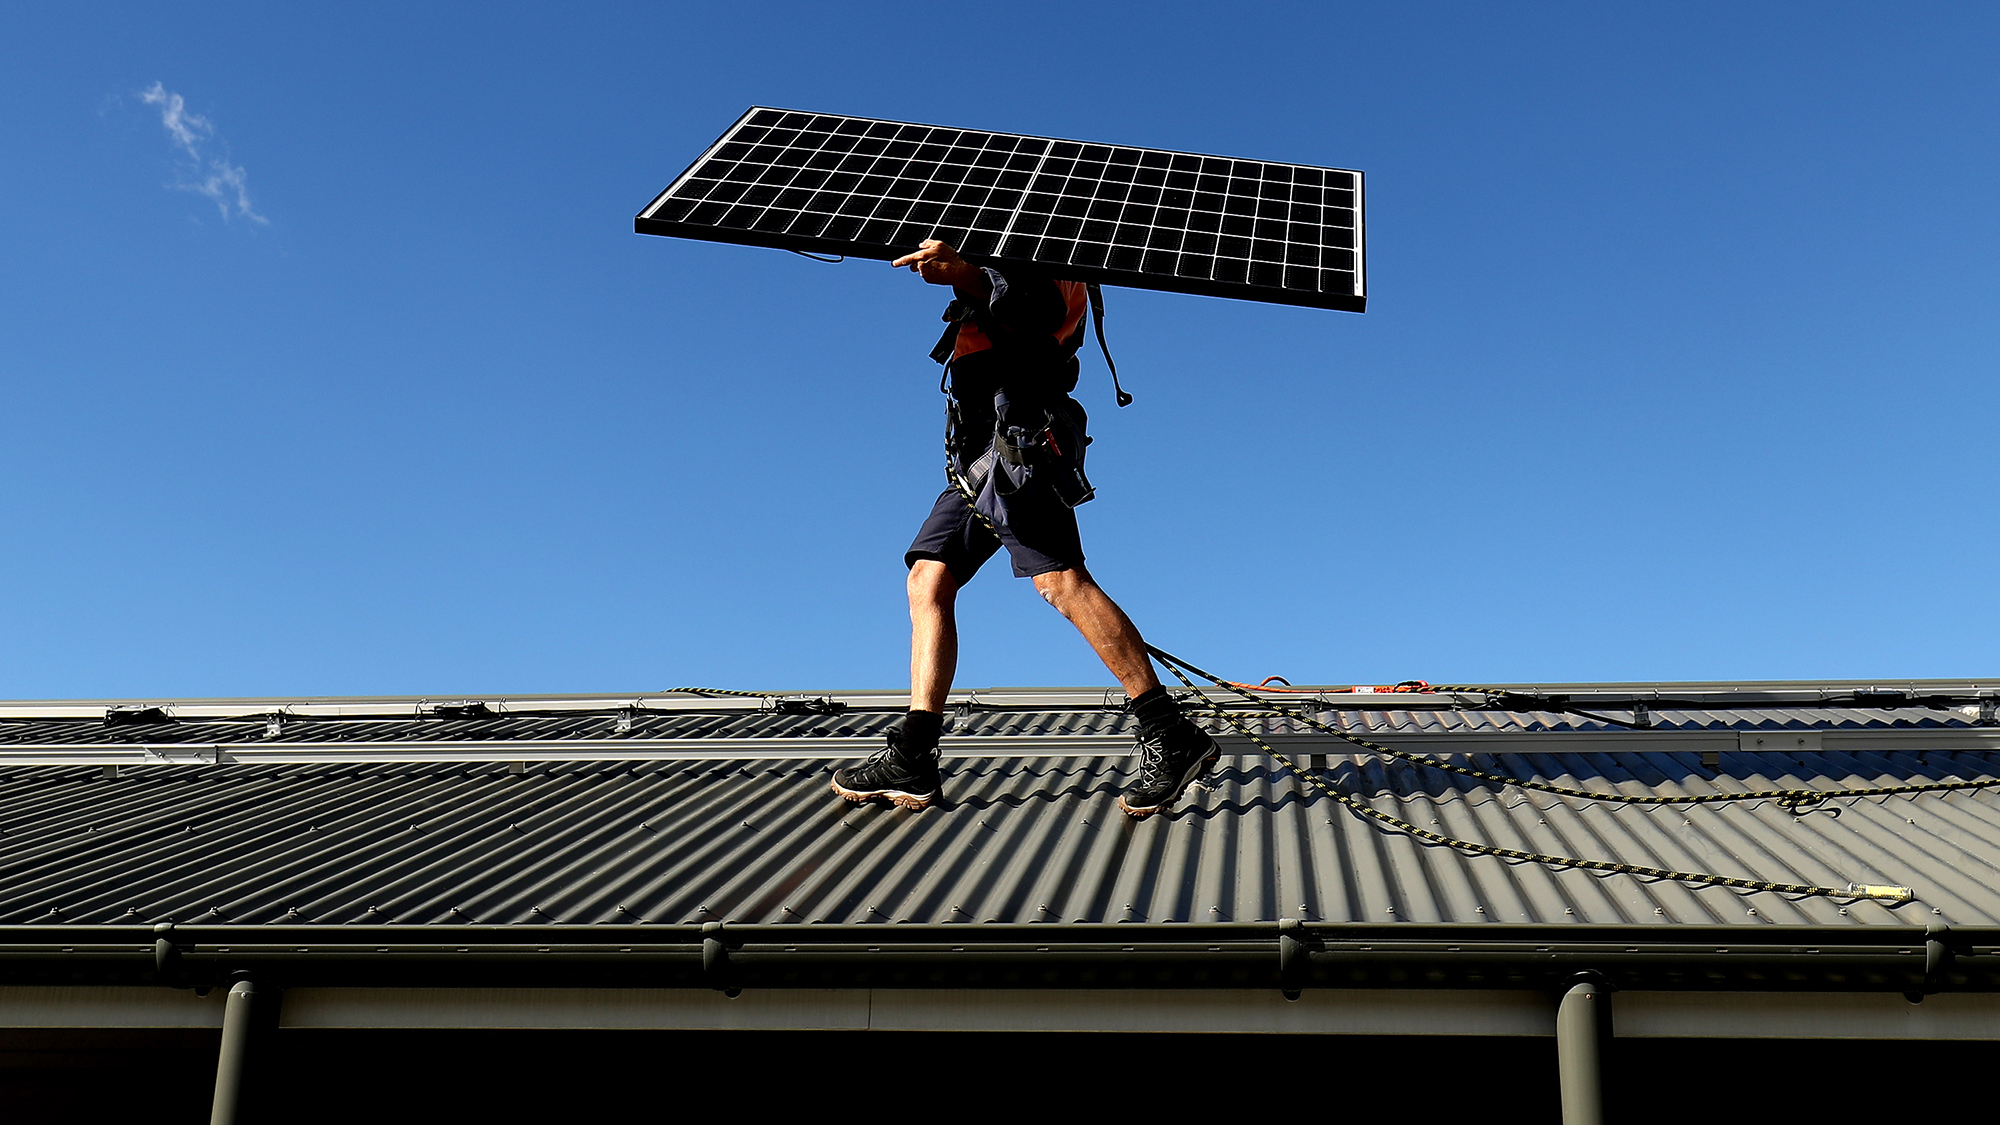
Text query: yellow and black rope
1154 655 1909 902
1152 654 2000 816
938 400 1920 901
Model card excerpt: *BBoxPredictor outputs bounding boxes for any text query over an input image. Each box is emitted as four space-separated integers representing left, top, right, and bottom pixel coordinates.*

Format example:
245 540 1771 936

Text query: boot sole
830 777 937 811
1117 751 1220 819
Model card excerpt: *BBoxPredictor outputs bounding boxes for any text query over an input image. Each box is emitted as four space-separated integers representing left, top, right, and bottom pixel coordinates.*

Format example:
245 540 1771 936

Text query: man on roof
830 239 1219 818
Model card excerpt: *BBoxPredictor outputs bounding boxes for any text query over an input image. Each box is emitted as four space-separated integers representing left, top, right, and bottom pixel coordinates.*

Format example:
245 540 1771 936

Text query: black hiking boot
831 728 943 811
1117 718 1220 818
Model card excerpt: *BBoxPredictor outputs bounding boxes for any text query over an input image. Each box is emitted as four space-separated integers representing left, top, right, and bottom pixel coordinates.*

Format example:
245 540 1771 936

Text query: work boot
1117 717 1220 818
831 727 943 811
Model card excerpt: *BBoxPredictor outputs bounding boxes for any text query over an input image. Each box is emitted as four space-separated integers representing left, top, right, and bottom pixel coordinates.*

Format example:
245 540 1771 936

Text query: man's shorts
905 486 1085 583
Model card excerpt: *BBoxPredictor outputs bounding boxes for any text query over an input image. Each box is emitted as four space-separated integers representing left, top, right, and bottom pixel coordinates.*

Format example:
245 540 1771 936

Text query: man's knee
908 559 959 609
1032 566 1092 612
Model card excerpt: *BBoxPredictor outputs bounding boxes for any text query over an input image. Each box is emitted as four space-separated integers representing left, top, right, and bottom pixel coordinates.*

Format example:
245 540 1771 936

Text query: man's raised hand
891 239 987 291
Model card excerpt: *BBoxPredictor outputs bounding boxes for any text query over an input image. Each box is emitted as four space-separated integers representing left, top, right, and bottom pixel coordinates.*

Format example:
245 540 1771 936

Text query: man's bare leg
829 559 959 809
1030 565 1161 697
908 559 960 713
1033 565 1215 817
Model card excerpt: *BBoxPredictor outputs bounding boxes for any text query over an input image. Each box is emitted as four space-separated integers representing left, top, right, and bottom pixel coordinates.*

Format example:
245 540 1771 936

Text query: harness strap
929 298 977 366
931 284 1130 409
1085 283 1132 407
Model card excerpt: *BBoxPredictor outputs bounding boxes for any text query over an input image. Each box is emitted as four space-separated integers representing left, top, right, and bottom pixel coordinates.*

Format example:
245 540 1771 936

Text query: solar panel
635 107 1365 313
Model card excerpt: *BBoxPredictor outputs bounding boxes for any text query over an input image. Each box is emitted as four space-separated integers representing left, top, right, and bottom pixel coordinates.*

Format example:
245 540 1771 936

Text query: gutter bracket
1278 917 1315 1001
1913 921 1953 1003
154 922 187 989
702 921 741 998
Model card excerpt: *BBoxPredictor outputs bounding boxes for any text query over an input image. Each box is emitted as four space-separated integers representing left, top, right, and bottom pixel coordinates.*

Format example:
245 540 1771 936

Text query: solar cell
636 108 1366 312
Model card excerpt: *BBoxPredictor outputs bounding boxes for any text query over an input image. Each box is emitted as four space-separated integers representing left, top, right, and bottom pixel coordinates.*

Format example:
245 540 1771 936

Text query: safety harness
929 281 1130 407
929 280 1129 514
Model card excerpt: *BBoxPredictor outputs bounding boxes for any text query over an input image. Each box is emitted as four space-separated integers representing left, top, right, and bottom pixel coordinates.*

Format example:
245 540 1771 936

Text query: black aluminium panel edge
1353 168 1366 305
632 213 1367 312
633 106 1368 313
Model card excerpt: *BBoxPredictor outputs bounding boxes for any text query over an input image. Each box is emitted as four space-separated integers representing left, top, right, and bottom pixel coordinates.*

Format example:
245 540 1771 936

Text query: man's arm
891 239 989 295
892 240 1066 336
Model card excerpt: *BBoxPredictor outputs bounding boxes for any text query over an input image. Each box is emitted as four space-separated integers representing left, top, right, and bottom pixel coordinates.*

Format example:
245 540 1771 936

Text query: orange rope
1214 678 1436 695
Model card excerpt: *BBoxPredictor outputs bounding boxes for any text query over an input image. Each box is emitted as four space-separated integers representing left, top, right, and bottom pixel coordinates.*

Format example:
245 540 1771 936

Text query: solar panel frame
635 108 1366 313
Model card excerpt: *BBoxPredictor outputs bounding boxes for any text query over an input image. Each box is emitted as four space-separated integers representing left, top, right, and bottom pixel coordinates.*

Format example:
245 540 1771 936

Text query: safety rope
1147 647 2000 817
1150 651 1912 902
937 376 1920 902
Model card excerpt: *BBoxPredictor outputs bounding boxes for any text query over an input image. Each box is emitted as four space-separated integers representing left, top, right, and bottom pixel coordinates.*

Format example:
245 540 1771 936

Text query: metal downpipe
210 978 272 1125
1557 979 1611 1125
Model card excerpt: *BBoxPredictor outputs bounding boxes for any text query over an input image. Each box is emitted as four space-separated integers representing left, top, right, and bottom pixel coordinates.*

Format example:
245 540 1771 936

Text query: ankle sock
901 709 944 752
1128 686 1184 737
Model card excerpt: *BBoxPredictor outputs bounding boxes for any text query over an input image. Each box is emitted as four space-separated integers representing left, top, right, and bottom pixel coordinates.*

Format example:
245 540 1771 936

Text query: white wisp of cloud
140 82 268 225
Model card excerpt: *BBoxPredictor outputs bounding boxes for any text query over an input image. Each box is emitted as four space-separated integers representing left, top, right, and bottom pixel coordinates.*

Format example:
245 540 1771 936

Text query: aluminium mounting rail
0 727 1997 765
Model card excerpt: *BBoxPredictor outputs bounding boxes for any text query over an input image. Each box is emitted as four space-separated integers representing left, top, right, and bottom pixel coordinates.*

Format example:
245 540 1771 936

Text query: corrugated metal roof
0 700 1981 746
1 734 1994 931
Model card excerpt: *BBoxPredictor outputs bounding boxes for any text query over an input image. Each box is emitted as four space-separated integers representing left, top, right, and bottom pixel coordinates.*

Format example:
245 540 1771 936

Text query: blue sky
2 2 1996 697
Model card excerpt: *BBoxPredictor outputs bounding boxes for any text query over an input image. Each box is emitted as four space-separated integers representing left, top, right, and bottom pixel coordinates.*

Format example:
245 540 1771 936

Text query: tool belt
948 388 1095 512
930 278 1113 518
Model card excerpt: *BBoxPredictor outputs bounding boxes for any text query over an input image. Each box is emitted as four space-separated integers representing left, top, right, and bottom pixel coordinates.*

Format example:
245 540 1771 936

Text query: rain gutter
0 922 1979 998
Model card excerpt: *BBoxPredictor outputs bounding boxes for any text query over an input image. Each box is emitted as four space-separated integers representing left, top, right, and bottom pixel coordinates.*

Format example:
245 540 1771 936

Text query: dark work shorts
905 486 1085 583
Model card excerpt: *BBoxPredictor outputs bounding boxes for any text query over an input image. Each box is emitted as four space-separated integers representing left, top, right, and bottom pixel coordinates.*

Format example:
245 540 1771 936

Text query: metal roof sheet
0 732 1994 931
0 700 1981 747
